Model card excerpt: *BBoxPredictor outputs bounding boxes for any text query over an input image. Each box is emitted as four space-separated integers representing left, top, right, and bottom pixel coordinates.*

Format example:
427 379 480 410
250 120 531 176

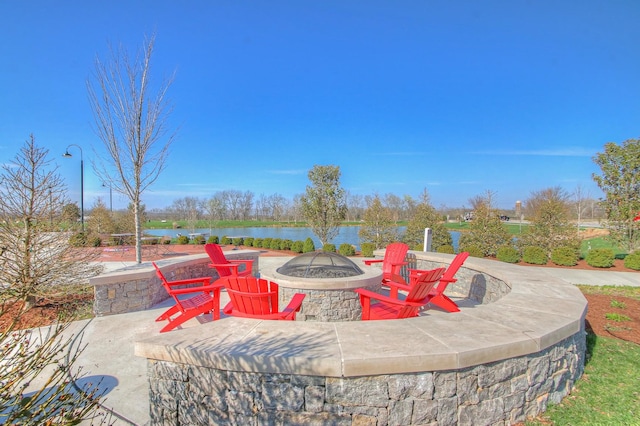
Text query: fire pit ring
261 252 382 322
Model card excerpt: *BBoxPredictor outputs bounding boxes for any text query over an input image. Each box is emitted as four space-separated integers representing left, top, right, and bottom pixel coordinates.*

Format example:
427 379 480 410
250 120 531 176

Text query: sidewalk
42 260 638 425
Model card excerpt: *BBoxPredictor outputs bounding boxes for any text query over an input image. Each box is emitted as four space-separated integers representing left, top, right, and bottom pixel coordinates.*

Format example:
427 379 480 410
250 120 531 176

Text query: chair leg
156 304 180 322
429 294 460 313
160 300 217 333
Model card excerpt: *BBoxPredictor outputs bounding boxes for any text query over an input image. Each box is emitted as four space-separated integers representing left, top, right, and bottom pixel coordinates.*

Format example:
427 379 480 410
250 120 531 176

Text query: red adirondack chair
363 242 410 285
205 243 254 278
152 262 224 333
356 267 445 320
220 276 306 320
404 251 470 313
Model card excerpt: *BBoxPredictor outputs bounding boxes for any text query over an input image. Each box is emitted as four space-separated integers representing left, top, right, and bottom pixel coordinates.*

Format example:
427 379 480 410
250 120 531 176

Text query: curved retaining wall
135 252 587 425
89 250 259 316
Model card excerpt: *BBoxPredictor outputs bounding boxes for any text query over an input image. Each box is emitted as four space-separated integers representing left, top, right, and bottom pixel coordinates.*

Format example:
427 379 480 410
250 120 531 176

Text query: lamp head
63 151 72 158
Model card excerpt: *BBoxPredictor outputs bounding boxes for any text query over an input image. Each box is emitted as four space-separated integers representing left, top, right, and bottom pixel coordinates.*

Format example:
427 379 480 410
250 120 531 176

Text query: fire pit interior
277 251 364 278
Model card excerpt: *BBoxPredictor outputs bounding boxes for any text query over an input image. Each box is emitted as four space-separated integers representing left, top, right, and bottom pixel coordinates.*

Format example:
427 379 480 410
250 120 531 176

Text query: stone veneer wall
90 251 259 316
147 332 585 425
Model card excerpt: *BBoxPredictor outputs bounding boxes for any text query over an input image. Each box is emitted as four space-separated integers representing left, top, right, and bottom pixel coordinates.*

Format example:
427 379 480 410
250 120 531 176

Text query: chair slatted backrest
205 243 235 277
442 252 469 283
398 267 445 318
382 242 409 279
224 276 279 317
152 262 181 306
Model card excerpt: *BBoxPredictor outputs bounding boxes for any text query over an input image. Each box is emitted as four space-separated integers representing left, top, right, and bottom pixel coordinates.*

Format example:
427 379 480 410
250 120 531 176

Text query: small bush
302 237 315 253
460 244 483 258
496 246 520 263
262 238 273 249
162 237 171 245
69 232 87 247
436 245 455 254
322 243 336 253
522 246 547 265
253 238 263 248
270 238 282 250
623 251 640 270
280 239 293 250
360 242 375 257
88 235 102 248
192 235 206 245
220 236 231 245
232 237 244 246
291 240 304 253
207 235 219 244
586 248 615 268
339 243 356 256
551 246 579 266
176 235 190 245
244 237 254 247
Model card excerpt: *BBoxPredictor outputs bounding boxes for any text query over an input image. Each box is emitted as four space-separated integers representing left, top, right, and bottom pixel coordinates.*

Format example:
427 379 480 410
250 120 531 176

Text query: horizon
2 1 639 210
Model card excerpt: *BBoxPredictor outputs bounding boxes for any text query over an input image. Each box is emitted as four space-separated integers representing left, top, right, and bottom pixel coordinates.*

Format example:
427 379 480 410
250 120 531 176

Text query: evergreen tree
402 191 451 251
458 191 511 256
592 138 640 252
358 195 398 249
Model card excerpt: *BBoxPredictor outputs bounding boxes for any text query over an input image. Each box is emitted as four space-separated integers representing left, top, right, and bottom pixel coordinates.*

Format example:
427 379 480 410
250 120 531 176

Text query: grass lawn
527 334 640 425
527 285 640 425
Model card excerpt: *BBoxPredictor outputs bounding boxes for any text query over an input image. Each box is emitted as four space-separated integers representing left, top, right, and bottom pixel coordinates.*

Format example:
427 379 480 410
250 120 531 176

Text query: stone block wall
91 251 259 316
147 332 585 425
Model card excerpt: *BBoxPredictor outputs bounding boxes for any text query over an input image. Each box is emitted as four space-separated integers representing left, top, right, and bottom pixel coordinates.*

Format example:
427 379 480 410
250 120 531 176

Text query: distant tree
459 190 511 257
61 202 81 229
87 197 116 235
88 33 176 263
572 184 590 233
358 195 398 249
0 136 104 423
402 190 452 251
300 165 347 246
204 195 224 233
592 138 640 252
519 187 579 257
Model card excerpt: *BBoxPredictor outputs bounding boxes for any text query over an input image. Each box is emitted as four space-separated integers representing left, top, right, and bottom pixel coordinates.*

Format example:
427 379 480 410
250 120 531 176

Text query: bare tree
573 184 590 234
87 34 176 263
0 136 105 423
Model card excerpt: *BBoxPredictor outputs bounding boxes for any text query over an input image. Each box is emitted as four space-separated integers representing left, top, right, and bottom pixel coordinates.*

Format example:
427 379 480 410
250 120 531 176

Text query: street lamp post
103 182 113 212
63 144 84 232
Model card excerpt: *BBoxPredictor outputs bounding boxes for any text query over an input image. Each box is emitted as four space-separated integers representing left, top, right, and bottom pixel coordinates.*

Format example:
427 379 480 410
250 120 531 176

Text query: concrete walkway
34 260 639 425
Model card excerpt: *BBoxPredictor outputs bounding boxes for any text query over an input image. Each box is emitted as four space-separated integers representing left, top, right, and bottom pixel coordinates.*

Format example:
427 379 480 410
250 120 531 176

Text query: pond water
147 226 460 252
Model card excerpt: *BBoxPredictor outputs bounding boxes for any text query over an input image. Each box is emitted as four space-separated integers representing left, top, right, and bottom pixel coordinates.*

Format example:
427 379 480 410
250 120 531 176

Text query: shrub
270 238 282 250
162 237 171 245
262 238 273 249
339 243 356 256
69 232 87 247
291 240 304 253
360 242 375 257
176 235 189 245
232 237 244 247
522 246 547 264
192 235 206 245
623 251 640 270
207 235 219 244
220 236 231 245
280 239 293 250
460 244 483 258
88 235 102 248
253 238 263 248
586 248 615 268
244 237 254 247
322 243 336 253
436 245 455 254
551 246 579 266
496 246 520 263
302 238 315 253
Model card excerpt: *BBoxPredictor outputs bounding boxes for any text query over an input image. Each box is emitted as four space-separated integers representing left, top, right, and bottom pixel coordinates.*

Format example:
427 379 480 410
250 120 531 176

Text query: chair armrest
385 280 411 299
280 293 306 320
230 259 254 266
169 281 224 296
363 259 383 266
209 262 241 273
165 277 213 287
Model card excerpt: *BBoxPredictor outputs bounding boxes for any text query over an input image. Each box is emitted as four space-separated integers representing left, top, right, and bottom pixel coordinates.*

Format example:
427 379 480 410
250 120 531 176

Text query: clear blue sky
1 1 639 211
